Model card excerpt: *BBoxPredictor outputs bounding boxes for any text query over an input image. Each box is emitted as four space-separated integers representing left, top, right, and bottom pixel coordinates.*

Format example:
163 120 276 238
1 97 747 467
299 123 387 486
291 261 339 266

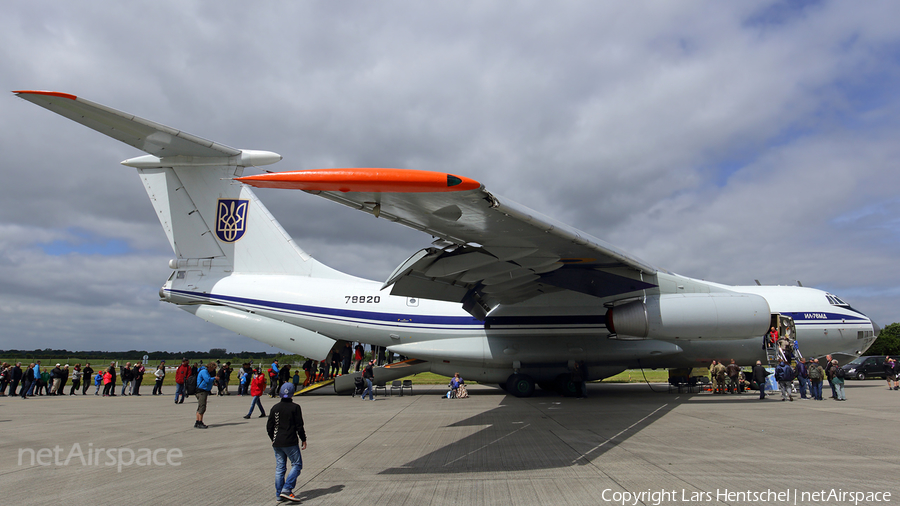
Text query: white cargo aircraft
17 91 879 396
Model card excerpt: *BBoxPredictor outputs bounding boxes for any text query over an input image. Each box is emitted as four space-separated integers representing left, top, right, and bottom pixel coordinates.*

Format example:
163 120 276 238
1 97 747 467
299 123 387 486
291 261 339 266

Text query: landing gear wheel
555 374 578 397
505 373 535 398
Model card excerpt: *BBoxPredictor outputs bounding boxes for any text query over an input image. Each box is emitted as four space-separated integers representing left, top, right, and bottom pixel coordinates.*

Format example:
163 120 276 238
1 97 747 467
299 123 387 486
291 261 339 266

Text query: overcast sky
2 1 898 353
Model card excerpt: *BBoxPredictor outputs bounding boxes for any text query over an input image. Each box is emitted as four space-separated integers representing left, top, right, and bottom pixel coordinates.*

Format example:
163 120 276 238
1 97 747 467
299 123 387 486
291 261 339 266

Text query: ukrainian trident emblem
216 199 249 242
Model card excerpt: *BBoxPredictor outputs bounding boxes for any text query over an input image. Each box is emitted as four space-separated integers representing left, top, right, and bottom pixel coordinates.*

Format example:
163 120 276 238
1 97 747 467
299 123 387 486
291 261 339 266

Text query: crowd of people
0 358 259 400
707 354 857 402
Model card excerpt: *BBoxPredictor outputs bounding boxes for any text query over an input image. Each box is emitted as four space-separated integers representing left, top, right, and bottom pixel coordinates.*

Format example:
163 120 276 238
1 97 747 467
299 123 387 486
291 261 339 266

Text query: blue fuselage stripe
168 289 608 330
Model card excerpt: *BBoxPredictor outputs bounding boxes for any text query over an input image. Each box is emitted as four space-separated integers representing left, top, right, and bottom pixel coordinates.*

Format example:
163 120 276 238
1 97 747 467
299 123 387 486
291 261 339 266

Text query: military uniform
713 362 727 394
725 361 742 393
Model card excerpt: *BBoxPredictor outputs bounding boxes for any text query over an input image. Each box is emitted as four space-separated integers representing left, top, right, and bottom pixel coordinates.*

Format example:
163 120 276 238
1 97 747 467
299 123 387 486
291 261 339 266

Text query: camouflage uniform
714 362 727 394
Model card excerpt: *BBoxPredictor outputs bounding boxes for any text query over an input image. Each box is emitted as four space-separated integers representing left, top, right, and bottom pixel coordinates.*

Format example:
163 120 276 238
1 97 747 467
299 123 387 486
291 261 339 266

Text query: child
243 369 267 419
292 370 301 388
94 371 103 395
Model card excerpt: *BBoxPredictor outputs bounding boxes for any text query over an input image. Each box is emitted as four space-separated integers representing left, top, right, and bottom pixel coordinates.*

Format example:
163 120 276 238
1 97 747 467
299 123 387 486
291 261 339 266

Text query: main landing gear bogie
505 373 535 398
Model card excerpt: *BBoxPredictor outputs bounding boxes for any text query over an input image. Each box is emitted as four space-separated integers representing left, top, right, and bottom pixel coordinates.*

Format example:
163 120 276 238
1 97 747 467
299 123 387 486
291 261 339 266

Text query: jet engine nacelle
606 293 770 340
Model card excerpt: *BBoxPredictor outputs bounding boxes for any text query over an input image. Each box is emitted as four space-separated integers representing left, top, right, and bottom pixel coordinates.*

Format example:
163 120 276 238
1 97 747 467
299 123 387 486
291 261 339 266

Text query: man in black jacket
20 363 35 399
267 383 306 503
9 363 23 397
751 360 770 400
57 365 69 396
120 362 134 396
81 363 94 395
341 342 352 375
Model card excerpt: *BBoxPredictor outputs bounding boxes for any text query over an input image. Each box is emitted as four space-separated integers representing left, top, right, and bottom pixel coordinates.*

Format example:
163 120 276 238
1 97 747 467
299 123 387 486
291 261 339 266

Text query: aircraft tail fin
15 90 347 279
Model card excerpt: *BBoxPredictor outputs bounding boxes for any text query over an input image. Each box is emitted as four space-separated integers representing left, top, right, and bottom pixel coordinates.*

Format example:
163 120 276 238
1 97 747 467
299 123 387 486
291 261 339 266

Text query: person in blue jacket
195 362 216 429
93 371 103 395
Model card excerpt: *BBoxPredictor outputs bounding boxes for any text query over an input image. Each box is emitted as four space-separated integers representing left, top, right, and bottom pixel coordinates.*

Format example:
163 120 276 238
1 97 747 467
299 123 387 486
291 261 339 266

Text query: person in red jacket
243 369 268 419
174 359 191 404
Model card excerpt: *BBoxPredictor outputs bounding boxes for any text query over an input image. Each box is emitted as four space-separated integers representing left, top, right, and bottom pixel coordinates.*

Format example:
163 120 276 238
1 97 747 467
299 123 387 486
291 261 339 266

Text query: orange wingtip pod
13 90 77 100
236 168 481 193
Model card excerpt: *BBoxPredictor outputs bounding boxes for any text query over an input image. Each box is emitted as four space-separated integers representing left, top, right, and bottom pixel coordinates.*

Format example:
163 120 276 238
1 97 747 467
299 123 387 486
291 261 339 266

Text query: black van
840 356 900 380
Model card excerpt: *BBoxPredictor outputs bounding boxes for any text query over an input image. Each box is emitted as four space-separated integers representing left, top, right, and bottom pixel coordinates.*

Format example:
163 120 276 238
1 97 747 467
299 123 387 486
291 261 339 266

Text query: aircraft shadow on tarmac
379 386 684 475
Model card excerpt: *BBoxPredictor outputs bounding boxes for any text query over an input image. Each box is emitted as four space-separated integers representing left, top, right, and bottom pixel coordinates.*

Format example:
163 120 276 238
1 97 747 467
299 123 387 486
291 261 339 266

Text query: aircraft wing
15 91 241 158
238 169 658 319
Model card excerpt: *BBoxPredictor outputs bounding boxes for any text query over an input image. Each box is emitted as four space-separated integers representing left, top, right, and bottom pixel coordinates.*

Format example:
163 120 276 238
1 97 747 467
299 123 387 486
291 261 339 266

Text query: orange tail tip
236 168 481 193
13 90 77 100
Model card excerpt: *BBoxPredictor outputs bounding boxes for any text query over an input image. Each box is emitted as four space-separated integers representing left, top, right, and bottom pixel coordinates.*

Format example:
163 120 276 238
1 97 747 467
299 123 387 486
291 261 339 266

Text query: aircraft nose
873 320 881 337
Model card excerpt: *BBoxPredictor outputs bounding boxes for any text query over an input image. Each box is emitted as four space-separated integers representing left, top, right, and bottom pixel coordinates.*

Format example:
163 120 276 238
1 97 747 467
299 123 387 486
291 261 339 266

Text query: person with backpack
807 358 824 400
174 359 191 404
832 359 847 401
775 360 794 401
194 362 215 429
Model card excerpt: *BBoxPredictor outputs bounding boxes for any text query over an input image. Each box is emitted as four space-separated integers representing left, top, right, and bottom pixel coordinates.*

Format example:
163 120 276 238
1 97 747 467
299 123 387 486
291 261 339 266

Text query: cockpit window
826 293 848 306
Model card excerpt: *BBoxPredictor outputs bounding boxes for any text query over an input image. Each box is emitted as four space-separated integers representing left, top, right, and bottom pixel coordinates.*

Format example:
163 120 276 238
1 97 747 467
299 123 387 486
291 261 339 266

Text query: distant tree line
867 322 900 356
0 348 286 362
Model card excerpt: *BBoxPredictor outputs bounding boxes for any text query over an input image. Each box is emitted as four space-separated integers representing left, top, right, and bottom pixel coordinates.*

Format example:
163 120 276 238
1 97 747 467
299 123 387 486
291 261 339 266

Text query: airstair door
766 314 799 364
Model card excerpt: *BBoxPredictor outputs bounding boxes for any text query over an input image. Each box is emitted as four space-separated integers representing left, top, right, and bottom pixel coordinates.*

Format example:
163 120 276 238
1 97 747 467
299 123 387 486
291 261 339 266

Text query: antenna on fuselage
754 279 761 286
797 280 803 287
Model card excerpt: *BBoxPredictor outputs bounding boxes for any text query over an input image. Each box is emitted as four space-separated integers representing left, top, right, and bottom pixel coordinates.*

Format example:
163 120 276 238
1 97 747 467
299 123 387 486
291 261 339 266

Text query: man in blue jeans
267 383 306 503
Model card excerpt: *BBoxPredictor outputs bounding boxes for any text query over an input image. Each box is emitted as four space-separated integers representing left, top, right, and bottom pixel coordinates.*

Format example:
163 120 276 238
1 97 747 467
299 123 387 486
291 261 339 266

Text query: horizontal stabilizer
15 90 240 158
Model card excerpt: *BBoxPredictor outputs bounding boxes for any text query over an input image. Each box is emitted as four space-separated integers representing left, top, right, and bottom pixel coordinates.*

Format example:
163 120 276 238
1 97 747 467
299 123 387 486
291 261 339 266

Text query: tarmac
1 380 897 506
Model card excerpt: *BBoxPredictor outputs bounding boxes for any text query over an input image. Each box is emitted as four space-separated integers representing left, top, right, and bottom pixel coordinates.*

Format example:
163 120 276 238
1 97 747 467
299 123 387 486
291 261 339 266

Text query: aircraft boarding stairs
297 358 431 395
765 339 803 366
